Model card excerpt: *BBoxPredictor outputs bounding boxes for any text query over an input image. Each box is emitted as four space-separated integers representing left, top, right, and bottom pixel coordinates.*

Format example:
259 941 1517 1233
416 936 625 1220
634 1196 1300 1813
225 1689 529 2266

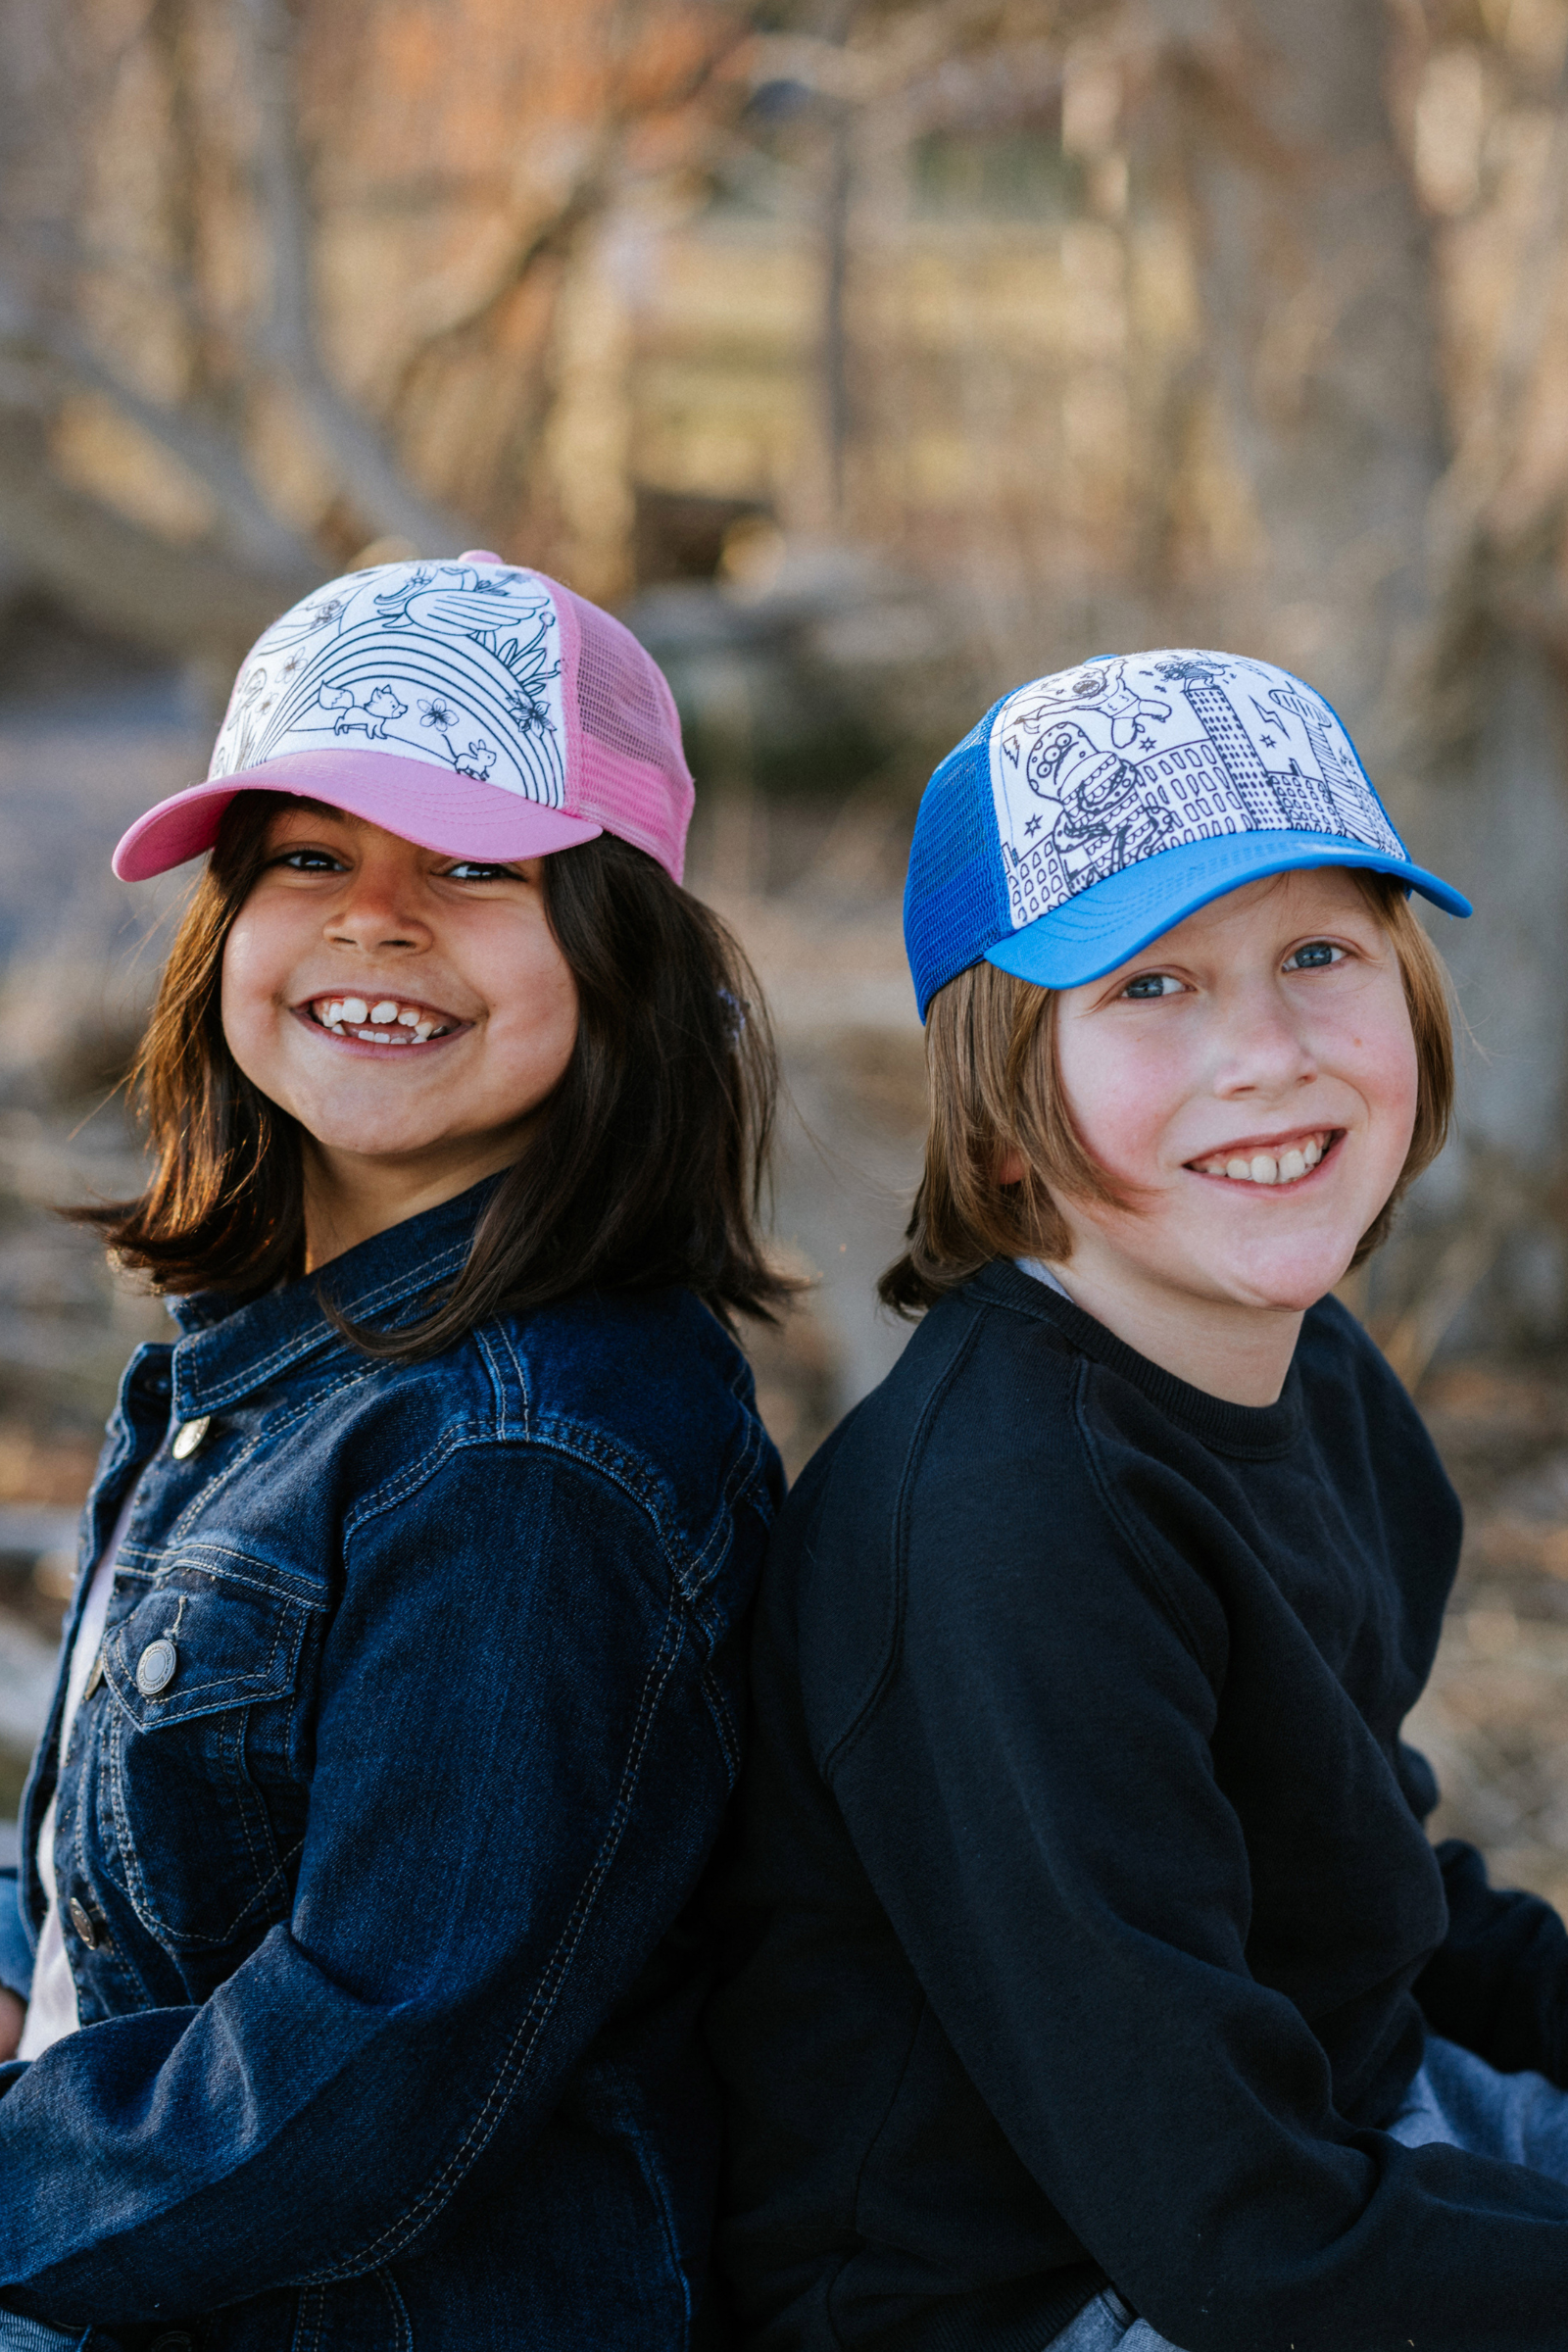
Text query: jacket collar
168 1178 498 1417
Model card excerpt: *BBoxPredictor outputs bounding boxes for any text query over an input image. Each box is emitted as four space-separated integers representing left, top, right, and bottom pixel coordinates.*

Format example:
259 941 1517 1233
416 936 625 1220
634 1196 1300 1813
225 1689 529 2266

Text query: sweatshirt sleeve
811 1431 1568 2352
1416 1836 1568 2080
0 1445 724 2327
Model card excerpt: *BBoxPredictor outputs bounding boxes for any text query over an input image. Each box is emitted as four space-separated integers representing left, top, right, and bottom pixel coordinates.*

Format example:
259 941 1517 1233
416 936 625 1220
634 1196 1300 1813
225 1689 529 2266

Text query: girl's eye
1119 972 1183 1000
443 861 517 882
275 848 346 872
1284 940 1345 972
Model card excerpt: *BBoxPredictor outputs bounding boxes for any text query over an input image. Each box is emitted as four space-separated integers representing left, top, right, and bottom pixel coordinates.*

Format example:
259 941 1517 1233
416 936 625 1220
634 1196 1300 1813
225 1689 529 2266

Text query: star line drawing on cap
210 561 567 809
990 651 1405 932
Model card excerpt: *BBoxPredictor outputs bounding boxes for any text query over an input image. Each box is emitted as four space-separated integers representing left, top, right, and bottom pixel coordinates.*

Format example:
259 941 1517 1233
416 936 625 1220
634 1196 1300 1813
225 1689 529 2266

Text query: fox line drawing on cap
904 647 1471 1016
113 550 694 884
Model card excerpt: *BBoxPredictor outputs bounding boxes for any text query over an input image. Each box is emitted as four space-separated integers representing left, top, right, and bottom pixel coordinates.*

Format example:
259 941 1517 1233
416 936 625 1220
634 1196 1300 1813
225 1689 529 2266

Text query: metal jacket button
136 1638 177 1696
172 1414 210 1460
68 1896 98 1948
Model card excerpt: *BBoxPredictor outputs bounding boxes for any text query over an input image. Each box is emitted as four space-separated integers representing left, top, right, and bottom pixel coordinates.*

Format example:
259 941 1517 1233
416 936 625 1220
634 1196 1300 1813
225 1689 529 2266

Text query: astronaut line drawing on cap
992 650 1406 928
903 647 1471 1017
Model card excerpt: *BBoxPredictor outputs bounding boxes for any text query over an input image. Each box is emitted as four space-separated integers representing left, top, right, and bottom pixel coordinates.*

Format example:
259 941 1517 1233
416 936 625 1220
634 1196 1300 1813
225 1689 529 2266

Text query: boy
709 651 1568 2351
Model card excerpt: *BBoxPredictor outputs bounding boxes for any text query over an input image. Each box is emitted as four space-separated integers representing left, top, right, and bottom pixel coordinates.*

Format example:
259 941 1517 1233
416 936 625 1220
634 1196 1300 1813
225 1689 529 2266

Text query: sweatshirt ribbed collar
973 1257 1306 1460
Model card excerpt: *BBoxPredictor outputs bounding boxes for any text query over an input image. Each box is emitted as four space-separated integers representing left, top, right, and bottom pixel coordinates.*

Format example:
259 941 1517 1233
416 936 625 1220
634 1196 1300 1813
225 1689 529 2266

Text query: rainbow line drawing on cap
210 562 568 809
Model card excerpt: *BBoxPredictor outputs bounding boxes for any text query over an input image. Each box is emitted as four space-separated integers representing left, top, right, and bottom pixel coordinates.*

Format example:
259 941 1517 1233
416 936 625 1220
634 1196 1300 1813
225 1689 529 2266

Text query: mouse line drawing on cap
993 652 1406 929
210 560 567 807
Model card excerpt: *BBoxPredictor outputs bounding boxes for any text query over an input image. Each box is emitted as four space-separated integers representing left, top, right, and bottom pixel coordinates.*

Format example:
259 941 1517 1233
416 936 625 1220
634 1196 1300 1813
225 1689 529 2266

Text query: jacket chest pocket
91 1559 318 1950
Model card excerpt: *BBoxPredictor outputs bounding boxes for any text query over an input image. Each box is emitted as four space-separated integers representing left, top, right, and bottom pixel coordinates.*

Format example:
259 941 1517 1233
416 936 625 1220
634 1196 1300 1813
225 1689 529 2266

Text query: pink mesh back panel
554 581 694 883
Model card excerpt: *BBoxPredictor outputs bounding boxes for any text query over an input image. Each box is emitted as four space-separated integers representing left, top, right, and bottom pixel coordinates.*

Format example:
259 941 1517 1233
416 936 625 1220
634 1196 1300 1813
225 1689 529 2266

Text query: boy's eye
1283 940 1344 971
1119 972 1183 1000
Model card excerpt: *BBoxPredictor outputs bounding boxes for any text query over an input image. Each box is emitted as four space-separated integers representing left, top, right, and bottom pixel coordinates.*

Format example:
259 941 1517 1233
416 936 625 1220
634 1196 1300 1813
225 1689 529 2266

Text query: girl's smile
221 804 579 1266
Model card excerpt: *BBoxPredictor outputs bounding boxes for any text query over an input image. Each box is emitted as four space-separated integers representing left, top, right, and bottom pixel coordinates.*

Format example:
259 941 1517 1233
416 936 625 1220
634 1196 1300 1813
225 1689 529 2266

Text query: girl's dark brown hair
75 792 796 1353
880 871 1456 1316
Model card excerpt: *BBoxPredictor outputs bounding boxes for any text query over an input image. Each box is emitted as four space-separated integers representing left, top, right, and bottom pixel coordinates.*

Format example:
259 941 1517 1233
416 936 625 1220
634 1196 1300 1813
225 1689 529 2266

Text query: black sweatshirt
707 1262 1568 2352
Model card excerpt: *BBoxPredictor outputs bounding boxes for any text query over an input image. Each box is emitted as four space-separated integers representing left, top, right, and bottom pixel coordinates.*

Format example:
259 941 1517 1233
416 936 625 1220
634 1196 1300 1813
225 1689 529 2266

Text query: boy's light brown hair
879 872 1456 1316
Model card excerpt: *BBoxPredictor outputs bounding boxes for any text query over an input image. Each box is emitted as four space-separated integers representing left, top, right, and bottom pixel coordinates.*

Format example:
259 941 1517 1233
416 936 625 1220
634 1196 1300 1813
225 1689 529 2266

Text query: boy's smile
1042 867 1419 1404
221 804 579 1266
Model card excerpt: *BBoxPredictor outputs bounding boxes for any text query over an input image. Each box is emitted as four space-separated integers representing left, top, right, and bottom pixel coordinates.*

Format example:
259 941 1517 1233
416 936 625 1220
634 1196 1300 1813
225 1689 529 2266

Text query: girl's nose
325 873 429 953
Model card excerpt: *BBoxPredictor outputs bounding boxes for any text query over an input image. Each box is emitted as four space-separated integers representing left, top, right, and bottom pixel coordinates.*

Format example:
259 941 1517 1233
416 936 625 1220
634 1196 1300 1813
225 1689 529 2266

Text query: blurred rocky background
0 0 1564 1892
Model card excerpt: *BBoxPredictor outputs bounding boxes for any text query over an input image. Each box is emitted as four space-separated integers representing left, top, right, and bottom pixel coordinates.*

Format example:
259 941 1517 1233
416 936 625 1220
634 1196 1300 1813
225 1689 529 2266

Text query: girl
0 553 786 2351
711 649 1568 2351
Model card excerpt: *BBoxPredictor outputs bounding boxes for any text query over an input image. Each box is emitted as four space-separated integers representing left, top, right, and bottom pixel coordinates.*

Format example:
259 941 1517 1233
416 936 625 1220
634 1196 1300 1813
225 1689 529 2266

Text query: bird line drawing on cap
992 651 1405 928
209 560 567 808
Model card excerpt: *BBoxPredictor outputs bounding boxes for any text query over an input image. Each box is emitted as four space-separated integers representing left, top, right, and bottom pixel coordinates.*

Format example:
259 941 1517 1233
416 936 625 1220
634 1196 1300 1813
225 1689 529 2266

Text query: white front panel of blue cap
987 650 1406 933
208 561 568 806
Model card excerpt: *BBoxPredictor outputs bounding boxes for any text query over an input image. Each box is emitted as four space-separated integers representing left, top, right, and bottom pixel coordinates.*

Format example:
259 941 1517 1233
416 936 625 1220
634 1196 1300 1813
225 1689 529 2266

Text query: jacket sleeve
812 1444 1568 2352
0 1444 728 2325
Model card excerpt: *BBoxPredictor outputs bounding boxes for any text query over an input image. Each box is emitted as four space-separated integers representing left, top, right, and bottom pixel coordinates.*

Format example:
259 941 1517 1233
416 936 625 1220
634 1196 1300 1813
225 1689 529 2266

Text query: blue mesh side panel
904 693 1012 1018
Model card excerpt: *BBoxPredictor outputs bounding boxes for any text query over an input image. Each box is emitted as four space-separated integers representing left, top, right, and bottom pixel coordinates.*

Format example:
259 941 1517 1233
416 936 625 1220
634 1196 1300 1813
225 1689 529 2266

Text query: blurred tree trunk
1165 0 1568 1346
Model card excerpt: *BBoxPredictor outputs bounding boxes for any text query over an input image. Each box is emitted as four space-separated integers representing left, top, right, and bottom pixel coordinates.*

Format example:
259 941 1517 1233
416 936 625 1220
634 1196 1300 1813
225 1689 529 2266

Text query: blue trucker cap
903 649 1471 1018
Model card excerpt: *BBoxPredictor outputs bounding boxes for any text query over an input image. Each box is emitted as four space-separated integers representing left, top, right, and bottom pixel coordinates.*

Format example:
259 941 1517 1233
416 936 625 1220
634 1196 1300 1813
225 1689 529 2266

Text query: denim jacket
0 1184 781 2351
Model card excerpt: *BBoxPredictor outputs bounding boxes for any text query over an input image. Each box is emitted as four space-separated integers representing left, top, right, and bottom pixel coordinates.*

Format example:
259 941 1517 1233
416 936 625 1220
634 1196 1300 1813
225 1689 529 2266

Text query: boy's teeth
1200 1134 1330 1183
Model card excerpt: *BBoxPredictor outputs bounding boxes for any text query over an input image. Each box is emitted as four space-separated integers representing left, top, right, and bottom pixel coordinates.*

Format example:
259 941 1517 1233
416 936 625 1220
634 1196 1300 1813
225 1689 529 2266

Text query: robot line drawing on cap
210 559 567 809
992 651 1405 928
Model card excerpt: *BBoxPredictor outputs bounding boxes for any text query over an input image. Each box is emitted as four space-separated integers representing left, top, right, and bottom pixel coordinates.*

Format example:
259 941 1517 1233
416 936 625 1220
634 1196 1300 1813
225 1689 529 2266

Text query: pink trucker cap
113 552 695 884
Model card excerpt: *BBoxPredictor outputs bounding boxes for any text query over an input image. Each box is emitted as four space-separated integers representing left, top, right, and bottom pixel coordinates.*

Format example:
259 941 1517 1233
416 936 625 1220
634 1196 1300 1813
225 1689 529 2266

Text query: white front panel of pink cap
209 562 568 807
987 649 1406 933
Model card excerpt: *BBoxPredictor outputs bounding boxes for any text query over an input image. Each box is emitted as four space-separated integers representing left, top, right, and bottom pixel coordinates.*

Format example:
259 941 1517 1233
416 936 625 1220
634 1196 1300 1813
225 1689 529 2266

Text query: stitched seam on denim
181 1243 470 1411
473 1326 512 1438
821 1310 986 1779
1071 1360 1217 1680
109 1586 304 1705
376 2268 413 2352
145 1545 330 1610
288 2284 324 2352
160 1361 380 1555
299 1587 690 2278
697 1659 740 1785
341 1423 693 1603
494 1319 531 1437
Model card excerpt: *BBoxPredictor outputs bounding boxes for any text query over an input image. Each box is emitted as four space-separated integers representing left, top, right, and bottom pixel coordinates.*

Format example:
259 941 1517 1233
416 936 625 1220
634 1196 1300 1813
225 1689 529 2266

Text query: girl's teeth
1250 1152 1278 1184
315 995 453 1039
397 1007 418 1027
1280 1149 1306 1183
1303 1138 1322 1167
414 1020 433 1040
370 1000 399 1023
340 998 368 1024
1225 1156 1250 1180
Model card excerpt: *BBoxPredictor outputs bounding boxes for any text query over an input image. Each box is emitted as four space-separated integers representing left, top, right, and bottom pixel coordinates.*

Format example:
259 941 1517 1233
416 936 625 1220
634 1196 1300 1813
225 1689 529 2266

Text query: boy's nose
1210 992 1319 1095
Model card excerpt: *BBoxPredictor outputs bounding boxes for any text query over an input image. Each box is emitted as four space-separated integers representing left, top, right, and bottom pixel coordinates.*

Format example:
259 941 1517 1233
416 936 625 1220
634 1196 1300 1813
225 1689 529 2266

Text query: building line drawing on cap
991 651 1406 929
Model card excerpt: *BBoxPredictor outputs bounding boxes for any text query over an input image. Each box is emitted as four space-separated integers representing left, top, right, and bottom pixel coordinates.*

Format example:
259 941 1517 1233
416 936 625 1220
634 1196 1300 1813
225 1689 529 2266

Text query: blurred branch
234 0 465 552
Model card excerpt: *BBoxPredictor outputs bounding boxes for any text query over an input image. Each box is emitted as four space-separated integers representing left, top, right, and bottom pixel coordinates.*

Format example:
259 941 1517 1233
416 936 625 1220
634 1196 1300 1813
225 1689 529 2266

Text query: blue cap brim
984 830 1471 993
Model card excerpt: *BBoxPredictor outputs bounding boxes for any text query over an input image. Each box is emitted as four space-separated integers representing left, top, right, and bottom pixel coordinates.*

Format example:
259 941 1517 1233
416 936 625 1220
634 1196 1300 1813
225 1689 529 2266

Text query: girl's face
221 806 578 1238
1049 868 1419 1326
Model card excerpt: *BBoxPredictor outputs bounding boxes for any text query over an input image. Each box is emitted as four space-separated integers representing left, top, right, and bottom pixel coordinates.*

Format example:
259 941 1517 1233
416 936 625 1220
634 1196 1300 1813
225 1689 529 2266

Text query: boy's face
1049 868 1419 1320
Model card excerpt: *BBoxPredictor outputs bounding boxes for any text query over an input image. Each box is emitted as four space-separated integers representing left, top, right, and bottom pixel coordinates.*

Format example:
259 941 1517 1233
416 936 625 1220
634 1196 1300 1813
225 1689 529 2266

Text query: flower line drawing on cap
992 650 1405 929
209 560 567 808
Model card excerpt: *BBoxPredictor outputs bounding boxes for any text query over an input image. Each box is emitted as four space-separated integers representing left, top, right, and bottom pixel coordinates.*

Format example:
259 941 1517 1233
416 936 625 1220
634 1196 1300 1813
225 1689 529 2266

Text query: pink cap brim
112 748 604 881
